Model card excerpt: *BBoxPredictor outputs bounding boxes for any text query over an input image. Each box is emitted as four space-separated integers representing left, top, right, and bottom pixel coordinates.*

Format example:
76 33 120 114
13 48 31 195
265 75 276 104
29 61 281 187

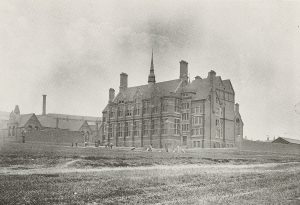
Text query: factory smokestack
42 94 47 115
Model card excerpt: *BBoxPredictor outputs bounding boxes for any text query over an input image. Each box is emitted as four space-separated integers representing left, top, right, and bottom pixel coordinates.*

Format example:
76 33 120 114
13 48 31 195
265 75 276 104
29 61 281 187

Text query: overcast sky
0 0 299 140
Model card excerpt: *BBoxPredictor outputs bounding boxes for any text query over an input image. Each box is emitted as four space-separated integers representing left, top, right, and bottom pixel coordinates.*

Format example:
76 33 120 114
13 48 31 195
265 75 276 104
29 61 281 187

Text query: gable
23 114 42 129
223 80 235 94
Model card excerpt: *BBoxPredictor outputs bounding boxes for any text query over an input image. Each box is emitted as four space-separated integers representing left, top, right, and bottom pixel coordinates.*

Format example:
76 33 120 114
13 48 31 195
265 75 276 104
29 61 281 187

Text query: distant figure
109 143 113 149
72 143 73 147
21 130 25 143
75 143 78 147
165 144 168 152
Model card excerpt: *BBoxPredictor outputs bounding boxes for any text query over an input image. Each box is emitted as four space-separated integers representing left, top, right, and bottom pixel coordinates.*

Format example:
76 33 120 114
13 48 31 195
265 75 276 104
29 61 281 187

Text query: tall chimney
180 60 188 79
208 70 216 79
42 94 47 115
119 73 128 91
109 88 115 103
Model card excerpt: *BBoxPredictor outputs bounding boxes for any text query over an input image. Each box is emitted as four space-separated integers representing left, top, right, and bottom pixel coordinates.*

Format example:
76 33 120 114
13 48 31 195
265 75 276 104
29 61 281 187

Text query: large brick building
101 53 243 148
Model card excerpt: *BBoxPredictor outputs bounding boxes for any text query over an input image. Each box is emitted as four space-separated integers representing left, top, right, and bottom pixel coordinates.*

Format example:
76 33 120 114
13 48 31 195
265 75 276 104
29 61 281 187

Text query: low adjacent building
7 96 101 145
272 137 300 145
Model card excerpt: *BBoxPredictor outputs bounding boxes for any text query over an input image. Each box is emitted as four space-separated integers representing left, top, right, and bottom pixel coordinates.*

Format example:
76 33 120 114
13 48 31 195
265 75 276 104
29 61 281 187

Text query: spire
14 105 20 115
148 49 156 84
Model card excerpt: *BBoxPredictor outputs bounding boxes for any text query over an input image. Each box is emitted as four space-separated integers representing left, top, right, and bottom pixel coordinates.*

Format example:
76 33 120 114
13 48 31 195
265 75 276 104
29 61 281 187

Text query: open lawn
0 142 299 204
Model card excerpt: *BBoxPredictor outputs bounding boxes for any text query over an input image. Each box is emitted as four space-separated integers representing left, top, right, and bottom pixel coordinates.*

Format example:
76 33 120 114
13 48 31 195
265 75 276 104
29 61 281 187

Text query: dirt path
1 161 299 176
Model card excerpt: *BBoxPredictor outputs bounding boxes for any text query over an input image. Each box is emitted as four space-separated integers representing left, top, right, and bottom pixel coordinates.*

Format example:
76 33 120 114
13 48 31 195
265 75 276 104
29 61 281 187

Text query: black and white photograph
0 0 299 204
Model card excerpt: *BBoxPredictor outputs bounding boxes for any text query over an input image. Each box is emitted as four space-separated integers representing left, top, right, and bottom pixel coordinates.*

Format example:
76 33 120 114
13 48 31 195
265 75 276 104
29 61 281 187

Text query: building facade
101 53 243 148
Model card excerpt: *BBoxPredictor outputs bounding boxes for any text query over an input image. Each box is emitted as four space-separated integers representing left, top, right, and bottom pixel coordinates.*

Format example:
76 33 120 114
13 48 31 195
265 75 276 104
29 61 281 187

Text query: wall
17 128 84 146
238 139 300 155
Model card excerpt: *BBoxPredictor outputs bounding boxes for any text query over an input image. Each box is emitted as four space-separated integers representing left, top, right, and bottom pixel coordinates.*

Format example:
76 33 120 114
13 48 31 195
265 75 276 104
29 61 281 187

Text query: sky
0 0 299 141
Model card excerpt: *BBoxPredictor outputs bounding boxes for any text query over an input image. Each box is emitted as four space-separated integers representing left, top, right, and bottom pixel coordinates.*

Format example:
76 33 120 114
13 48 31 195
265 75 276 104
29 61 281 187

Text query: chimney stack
180 60 188 79
119 73 128 92
208 70 216 79
109 88 115 103
42 94 47 115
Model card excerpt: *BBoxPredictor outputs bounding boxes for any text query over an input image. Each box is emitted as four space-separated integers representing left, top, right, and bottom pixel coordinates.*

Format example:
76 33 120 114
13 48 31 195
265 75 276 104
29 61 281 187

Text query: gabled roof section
273 137 300 145
112 79 182 103
37 115 97 131
234 112 244 125
18 113 36 127
222 80 235 94
186 78 211 100
45 113 100 121
215 76 225 90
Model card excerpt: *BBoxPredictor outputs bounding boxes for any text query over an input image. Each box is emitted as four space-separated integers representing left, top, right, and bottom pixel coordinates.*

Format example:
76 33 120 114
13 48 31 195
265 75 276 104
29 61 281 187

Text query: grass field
0 142 299 204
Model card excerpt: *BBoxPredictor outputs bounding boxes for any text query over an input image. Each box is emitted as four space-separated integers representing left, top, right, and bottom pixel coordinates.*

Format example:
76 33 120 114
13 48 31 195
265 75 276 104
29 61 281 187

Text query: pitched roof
113 79 182 102
45 113 100 121
18 113 35 127
186 78 211 100
37 115 86 131
273 137 300 145
222 80 234 93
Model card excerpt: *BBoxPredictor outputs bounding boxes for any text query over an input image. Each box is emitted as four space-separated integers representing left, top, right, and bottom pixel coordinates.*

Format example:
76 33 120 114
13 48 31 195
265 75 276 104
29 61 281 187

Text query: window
162 99 168 112
35 126 39 130
216 127 220 138
125 105 132 116
133 121 139 136
175 99 181 112
117 106 123 117
192 116 203 125
151 119 159 135
182 102 190 109
182 124 189 132
192 104 204 114
117 123 122 137
192 128 204 136
182 113 189 121
133 103 140 116
182 136 187 145
142 120 149 136
109 110 114 118
108 124 112 138
174 119 180 135
143 101 150 114
152 105 158 114
216 119 220 126
161 118 168 134
8 127 11 136
193 141 201 147
124 122 130 136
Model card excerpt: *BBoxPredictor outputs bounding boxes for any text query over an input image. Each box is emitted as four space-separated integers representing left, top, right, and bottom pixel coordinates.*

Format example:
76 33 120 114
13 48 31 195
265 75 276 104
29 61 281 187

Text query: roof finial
148 49 156 84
